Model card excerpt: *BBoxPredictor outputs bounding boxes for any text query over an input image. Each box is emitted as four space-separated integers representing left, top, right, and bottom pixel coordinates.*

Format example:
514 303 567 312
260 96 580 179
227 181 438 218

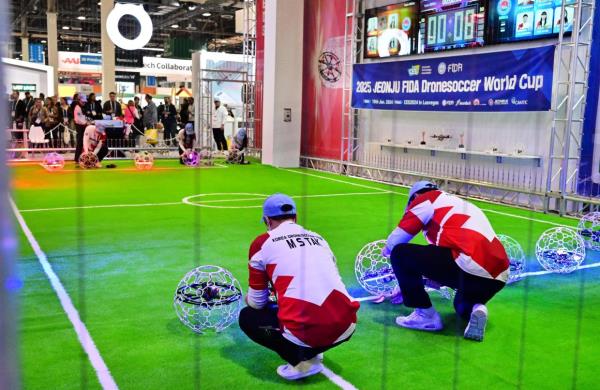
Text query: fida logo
402 17 411 31
408 65 420 76
497 0 511 16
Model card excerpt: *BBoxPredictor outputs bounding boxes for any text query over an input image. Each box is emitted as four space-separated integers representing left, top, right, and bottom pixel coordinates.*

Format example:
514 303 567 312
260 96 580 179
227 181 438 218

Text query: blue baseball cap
184 123 194 135
263 193 296 219
407 181 438 209
95 124 106 133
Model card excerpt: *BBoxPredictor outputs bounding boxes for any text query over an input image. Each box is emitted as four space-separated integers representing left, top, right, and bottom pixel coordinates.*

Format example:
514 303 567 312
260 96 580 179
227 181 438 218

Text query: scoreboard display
487 0 575 43
419 0 485 52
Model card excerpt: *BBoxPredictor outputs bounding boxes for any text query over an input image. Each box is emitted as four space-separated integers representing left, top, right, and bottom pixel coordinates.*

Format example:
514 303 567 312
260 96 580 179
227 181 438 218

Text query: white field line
20 192 390 213
19 202 183 213
287 168 575 228
10 198 118 390
321 366 359 390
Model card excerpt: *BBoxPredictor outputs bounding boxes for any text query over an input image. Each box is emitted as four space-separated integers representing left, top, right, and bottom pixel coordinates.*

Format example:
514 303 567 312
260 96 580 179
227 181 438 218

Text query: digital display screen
488 0 575 43
364 2 419 58
419 0 485 52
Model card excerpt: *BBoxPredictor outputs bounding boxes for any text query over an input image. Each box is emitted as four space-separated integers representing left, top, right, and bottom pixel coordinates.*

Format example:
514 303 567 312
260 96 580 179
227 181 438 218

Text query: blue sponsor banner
29 44 44 64
351 45 555 112
80 54 102 66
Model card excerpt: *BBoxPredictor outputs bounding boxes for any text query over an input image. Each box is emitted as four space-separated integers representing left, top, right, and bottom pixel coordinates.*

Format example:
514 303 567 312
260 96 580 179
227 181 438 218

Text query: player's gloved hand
381 245 392 258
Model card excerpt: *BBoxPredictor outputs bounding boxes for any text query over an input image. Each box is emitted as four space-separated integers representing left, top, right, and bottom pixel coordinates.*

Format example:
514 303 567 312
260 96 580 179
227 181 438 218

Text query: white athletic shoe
395 308 443 331
316 353 324 362
464 304 488 342
276 357 324 381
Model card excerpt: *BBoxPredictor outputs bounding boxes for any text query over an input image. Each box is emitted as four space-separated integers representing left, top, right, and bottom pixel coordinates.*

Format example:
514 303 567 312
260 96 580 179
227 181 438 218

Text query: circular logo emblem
497 0 511 17
107 4 153 50
488 98 494 106
402 17 412 31
438 62 447 75
318 51 342 83
473 99 480 106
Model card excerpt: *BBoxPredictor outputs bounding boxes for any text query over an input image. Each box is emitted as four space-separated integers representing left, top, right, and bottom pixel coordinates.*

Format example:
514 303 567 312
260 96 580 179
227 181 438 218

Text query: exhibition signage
29 44 44 64
351 45 555 112
141 56 192 76
58 51 102 72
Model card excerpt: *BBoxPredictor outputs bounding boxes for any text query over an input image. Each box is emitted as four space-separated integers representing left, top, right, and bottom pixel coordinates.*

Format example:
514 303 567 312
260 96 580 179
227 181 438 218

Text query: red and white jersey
397 190 509 282
248 221 360 348
83 125 106 153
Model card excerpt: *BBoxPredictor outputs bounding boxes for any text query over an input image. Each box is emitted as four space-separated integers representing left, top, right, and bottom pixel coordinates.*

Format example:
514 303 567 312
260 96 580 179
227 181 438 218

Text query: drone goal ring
106 3 153 51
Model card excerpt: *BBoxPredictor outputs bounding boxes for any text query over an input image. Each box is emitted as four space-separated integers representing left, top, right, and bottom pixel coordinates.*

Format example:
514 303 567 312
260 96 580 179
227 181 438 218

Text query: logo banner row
351 45 555 112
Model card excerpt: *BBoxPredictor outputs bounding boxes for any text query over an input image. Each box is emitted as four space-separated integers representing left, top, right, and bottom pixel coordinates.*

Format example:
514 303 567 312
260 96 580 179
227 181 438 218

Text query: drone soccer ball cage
173 265 243 333
535 227 586 274
355 240 399 297
183 151 200 167
497 234 526 284
42 152 65 171
79 152 99 169
134 151 154 170
578 212 600 251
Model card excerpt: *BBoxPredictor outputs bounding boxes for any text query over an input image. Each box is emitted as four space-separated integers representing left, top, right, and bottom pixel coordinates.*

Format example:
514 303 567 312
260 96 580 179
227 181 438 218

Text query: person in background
160 97 177 146
28 98 48 132
9 91 26 129
123 100 137 138
85 93 104 120
82 124 108 167
23 91 34 127
177 123 197 164
186 97 195 128
60 97 70 146
74 97 89 162
179 97 189 127
228 127 249 164
39 93 45 104
142 94 157 130
103 91 123 118
69 93 79 129
211 97 228 151
132 96 144 144
44 97 60 146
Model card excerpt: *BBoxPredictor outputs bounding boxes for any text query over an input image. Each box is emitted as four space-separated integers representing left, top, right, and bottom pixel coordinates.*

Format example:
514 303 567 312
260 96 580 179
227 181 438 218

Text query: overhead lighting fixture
171 24 179 28
156 54 162 58
144 47 165 52
62 26 70 30
77 15 86 20
202 12 211 17
41 40 47 43
170 1 180 6
187 4 197 10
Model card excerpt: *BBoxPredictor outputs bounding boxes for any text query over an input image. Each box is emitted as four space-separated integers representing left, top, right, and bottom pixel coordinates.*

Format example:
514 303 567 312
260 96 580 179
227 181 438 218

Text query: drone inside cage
175 282 243 308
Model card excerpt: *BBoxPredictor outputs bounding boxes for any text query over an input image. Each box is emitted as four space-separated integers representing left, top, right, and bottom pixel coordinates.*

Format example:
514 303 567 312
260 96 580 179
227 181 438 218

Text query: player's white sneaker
464 304 488 342
316 353 324 362
395 308 443 331
276 357 324 381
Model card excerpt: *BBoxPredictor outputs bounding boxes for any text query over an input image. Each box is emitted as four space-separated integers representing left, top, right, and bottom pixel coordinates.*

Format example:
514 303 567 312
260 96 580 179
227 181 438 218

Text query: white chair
29 126 49 149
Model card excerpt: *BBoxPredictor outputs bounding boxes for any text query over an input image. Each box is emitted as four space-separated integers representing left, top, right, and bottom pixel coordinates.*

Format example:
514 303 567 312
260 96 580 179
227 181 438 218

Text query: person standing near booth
74 98 89 162
85 93 104 120
211 97 228 151
103 92 123 118
160 97 177 146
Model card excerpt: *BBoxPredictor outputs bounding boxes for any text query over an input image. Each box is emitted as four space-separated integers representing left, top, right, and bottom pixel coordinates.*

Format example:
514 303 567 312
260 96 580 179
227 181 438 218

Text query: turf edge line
10 198 119 390
321 366 359 390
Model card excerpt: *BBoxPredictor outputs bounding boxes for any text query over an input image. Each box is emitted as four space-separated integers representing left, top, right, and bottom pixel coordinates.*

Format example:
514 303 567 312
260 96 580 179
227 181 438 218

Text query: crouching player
239 194 360 380
177 123 196 164
383 181 509 341
82 124 108 167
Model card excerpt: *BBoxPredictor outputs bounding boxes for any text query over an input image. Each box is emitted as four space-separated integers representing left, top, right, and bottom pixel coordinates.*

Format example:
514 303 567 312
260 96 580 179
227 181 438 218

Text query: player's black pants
74 124 86 162
212 128 227 151
390 243 505 320
239 305 351 366
96 144 109 162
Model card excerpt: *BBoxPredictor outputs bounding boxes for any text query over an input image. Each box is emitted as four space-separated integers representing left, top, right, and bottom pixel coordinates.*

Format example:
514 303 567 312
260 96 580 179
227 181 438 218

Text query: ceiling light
77 15 86 20
187 4 197 10
171 24 179 28
144 47 165 52
62 26 70 30
156 54 162 58
97 1 101 5
202 12 211 17
170 1 180 6
41 40 47 43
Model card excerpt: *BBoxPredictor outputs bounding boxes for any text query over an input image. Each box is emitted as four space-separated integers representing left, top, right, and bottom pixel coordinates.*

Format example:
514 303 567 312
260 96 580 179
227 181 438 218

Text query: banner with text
352 45 555 112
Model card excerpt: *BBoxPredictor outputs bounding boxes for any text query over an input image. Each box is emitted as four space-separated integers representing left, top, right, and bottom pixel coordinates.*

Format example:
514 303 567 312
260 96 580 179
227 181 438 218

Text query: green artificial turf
11 159 600 389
